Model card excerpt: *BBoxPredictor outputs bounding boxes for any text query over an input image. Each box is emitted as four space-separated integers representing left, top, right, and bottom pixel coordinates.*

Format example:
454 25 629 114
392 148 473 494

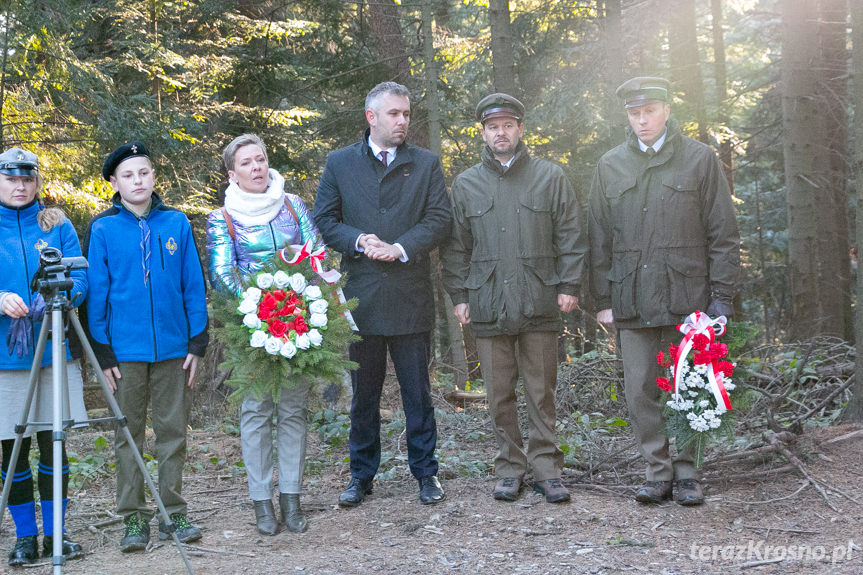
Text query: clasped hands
359 233 401 262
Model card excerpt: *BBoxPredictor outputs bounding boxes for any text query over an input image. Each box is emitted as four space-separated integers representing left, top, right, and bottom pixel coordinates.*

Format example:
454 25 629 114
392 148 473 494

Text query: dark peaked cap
475 93 525 124
615 77 671 108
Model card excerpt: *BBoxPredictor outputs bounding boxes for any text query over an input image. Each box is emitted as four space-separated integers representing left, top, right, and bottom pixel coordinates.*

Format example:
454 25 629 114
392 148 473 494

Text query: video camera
29 246 88 297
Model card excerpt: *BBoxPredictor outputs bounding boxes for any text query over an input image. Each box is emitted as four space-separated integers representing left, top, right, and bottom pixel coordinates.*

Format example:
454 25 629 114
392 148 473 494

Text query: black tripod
0 249 194 574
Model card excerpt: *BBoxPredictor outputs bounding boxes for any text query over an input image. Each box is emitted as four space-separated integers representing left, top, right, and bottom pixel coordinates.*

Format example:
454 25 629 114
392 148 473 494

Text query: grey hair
364 82 410 113
222 133 268 172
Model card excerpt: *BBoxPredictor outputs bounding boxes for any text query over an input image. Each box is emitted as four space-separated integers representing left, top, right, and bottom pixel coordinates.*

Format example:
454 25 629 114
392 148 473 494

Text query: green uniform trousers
619 327 695 481
476 331 563 481
113 358 190 520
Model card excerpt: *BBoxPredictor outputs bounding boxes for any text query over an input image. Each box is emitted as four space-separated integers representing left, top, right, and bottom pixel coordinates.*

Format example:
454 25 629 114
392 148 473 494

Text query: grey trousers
619 327 696 481
476 331 563 481
114 358 190 520
240 381 309 500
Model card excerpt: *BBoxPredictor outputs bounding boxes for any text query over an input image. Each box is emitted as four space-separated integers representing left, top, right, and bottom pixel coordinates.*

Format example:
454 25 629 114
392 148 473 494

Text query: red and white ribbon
673 310 732 411
279 240 358 331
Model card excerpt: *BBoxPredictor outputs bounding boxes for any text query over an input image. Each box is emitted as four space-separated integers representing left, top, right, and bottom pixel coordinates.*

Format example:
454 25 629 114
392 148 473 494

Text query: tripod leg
50 308 65 574
0 318 50 535
68 313 195 575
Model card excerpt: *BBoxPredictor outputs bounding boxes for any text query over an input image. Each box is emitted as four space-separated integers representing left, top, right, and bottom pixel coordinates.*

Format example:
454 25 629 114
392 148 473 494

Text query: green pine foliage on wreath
211 245 360 404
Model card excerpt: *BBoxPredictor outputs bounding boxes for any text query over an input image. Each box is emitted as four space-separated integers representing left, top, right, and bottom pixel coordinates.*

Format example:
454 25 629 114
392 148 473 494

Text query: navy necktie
380 150 388 167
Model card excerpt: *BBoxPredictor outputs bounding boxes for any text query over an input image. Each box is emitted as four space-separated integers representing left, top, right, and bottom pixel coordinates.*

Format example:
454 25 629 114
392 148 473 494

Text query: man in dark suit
313 81 452 506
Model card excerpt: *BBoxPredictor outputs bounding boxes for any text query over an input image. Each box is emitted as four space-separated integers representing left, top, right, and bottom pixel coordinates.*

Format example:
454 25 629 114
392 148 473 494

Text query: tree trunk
711 0 733 194
365 0 429 149
667 0 708 143
781 0 845 339
0 6 10 147
817 0 851 339
488 0 518 96
845 0 863 421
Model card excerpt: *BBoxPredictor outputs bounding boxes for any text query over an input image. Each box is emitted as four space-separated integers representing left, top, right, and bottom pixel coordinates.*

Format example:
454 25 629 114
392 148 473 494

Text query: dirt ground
1 409 862 575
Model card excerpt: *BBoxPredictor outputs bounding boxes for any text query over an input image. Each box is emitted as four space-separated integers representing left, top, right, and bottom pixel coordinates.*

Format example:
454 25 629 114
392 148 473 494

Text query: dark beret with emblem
102 141 150 181
475 93 525 124
615 77 671 109
0 148 39 177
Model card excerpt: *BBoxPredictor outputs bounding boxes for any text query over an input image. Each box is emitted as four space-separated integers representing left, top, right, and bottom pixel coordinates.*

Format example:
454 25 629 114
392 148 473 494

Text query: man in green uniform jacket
589 77 740 506
443 93 587 503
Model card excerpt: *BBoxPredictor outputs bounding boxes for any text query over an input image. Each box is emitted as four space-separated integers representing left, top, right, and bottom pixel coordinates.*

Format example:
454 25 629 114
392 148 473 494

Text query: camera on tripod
29 247 88 297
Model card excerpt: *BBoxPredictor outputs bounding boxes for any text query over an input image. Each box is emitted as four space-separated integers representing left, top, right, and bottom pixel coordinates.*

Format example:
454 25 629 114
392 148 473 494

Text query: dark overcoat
312 130 451 336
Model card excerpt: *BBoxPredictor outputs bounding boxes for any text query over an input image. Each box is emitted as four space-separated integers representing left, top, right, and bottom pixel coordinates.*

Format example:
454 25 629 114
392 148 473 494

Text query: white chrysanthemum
694 363 709 375
687 412 697 421
243 287 262 303
256 273 275 289
273 271 291 289
703 409 716 419
264 336 282 355
709 417 722 429
308 329 323 346
242 313 261 329
678 361 691 374
249 330 267 348
280 340 297 358
309 313 328 328
724 381 736 391
289 273 307 294
699 399 710 408
304 285 323 300
309 299 328 314
688 390 699 398
238 298 258 315
295 333 311 349
715 404 728 415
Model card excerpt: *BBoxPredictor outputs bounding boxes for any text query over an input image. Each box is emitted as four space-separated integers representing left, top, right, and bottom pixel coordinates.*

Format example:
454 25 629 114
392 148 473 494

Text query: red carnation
293 315 309 334
656 351 666 367
692 333 710 351
712 342 728 358
656 377 672 392
716 360 735 377
693 350 715 365
272 289 288 302
668 343 679 362
268 319 288 338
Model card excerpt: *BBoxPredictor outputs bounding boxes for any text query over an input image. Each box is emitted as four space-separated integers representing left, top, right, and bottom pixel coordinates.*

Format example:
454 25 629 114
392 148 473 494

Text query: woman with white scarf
206 134 320 535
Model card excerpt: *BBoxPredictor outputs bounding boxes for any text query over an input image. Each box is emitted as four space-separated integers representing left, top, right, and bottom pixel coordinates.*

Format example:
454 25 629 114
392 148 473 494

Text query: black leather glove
706 293 733 319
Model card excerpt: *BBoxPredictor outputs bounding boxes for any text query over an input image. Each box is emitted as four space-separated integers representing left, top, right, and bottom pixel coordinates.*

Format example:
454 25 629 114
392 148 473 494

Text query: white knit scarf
223 168 286 226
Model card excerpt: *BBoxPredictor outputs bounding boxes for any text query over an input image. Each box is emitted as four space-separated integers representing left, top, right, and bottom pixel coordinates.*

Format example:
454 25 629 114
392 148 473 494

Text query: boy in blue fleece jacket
83 142 208 552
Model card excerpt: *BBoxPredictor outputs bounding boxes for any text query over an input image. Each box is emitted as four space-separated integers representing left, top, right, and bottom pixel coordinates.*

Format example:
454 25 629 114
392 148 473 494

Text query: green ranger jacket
588 119 740 329
442 142 587 337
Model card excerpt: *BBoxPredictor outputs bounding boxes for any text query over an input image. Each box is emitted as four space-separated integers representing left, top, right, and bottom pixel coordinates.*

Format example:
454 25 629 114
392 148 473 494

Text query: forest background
3 0 863 419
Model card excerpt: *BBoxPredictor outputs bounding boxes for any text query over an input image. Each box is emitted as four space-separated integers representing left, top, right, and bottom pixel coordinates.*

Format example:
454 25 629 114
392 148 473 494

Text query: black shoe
158 512 202 543
279 493 308 533
8 535 38 566
42 535 84 560
635 480 673 504
253 500 281 536
338 477 373 508
418 476 445 505
119 515 150 553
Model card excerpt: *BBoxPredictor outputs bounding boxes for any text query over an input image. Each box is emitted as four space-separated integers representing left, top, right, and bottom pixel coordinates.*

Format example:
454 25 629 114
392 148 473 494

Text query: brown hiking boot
676 479 705 506
635 480 672 504
492 477 522 501
533 478 570 503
